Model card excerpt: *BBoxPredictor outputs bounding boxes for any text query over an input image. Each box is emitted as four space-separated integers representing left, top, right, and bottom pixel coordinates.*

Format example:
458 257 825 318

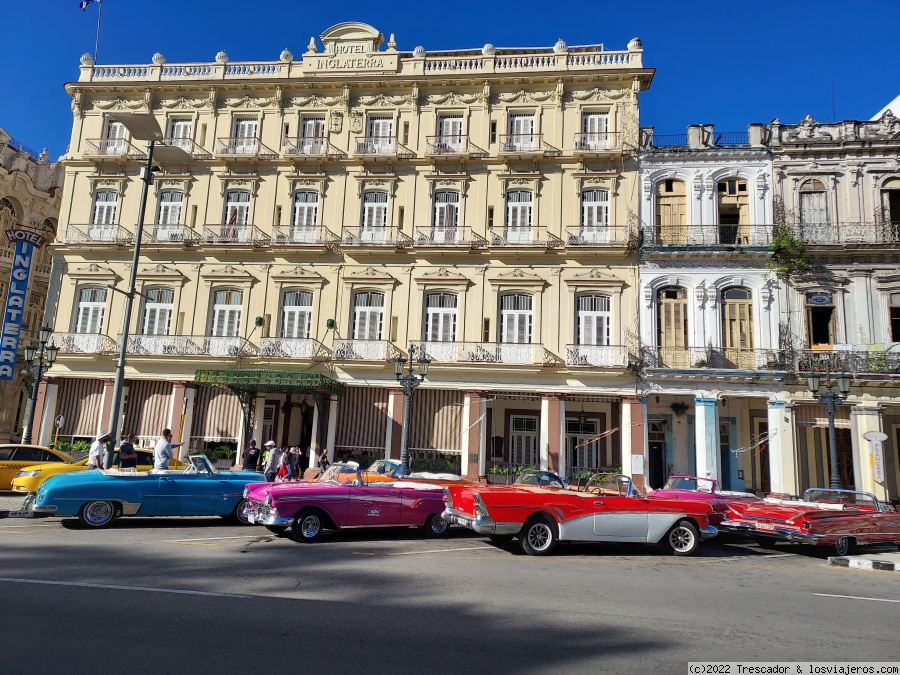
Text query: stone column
766 399 798 495
850 405 886 500
168 382 195 460
98 378 115 436
324 395 338 465
694 396 720 480
252 396 266 447
621 395 648 492
461 391 485 481
539 393 563 473
386 387 404 460
36 379 60 447
557 395 567 477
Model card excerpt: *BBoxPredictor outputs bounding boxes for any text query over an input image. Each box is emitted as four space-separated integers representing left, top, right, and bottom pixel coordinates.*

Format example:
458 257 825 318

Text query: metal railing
643 224 774 247
565 344 628 368
201 224 270 245
157 137 212 160
122 335 258 357
487 226 560 247
573 132 621 152
412 341 549 365
65 224 134 244
713 131 750 146
258 337 330 360
6 136 42 161
271 225 339 246
214 137 278 160
83 138 147 159
332 339 402 361
283 137 347 159
52 333 118 355
142 225 200 245
424 135 488 158
341 226 411 247
797 349 900 375
353 137 415 159
413 226 483 246
498 134 561 156
564 225 630 246
644 346 784 370
788 222 900 245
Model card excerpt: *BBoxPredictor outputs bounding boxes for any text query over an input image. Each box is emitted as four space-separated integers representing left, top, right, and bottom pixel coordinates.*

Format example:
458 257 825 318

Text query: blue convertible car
32 455 265 528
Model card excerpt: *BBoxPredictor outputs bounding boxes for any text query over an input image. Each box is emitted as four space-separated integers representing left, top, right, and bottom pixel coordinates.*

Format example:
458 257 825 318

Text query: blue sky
3 0 898 157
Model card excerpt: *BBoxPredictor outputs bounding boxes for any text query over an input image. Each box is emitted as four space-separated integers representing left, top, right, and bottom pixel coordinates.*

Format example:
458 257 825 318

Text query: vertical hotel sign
0 229 47 380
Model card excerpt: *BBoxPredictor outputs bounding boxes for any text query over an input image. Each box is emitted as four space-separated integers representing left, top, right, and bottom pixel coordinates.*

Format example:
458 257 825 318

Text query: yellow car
0 444 71 490
11 449 184 494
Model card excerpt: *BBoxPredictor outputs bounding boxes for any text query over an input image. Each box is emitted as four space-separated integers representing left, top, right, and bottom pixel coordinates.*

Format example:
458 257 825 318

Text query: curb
829 556 900 572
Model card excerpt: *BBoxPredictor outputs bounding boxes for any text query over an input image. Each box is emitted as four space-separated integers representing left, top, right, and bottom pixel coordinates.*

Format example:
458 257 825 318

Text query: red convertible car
721 488 900 556
244 463 450 542
442 473 718 556
649 475 760 525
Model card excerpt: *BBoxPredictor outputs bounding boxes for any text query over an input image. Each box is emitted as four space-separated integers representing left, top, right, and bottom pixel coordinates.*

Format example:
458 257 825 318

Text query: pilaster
621 395 648 492
850 405 886 500
694 397 720 480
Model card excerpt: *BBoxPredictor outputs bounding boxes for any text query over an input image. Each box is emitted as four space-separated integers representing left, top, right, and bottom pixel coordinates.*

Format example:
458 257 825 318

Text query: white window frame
424 292 458 342
300 117 326 154
157 190 183 225
507 114 536 151
500 293 533 344
437 115 464 151
367 116 393 153
290 191 319 242
509 415 539 466
105 120 127 155
281 290 313 339
210 289 243 337
576 294 611 346
90 190 118 241
168 118 192 152
361 191 389 243
141 288 174 336
232 117 258 154
581 189 610 242
432 190 460 242
352 291 384 341
580 112 610 149
224 190 250 226
75 287 107 334
505 190 533 244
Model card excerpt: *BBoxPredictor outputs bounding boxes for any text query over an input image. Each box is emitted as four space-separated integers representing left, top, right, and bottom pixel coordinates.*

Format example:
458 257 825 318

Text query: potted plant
487 464 515 484
210 446 236 469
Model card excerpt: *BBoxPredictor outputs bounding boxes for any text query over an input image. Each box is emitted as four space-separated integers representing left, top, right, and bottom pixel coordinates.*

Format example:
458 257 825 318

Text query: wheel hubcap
670 527 693 552
836 537 848 555
86 502 113 525
302 515 321 538
527 524 551 550
431 516 448 533
237 501 249 524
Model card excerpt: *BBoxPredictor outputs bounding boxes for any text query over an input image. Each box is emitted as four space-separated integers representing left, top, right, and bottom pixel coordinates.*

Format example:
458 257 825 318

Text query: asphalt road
1 508 898 675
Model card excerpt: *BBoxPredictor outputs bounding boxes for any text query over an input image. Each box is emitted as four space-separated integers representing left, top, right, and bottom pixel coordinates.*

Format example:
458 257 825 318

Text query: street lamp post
393 344 431 475
21 325 59 444
805 357 852 489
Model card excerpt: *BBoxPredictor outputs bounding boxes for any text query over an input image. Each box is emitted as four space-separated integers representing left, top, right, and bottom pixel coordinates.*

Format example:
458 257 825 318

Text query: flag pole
94 0 103 62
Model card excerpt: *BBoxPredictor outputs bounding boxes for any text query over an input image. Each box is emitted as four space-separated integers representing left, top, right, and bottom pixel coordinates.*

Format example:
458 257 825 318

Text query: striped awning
191 387 242 441
410 389 463 451
794 403 851 428
57 378 105 437
123 380 171 438
335 386 388 449
194 369 345 397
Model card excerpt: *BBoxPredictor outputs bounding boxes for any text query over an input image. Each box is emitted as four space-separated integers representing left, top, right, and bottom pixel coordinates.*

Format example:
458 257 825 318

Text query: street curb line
829 556 900 572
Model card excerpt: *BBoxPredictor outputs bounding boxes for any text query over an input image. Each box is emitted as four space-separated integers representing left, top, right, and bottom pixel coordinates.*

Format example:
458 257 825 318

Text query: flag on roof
79 0 100 10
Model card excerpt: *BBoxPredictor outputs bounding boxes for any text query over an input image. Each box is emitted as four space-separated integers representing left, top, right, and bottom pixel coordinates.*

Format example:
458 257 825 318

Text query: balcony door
581 189 609 243
223 190 250 239
367 117 393 153
581 112 610 149
291 191 318 242
432 191 459 242
655 179 686 245
500 293 533 363
424 293 458 361
300 117 325 154
156 191 183 241
505 190 533 244
141 288 173 336
232 117 258 154
721 287 754 368
75 287 106 334
168 119 192 152
437 115 463 151
799 179 829 243
352 291 384 341
657 286 688 367
281 290 312 339
361 191 388 243
90 190 118 241
210 290 242 337
105 120 126 155
577 294 611 347
509 416 538 467
508 114 535 151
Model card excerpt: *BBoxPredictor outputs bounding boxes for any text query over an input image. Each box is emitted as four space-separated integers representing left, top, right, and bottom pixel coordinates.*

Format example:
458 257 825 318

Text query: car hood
247 480 344 499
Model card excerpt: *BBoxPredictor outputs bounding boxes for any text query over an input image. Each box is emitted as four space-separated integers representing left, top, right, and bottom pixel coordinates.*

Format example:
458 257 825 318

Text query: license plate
248 514 256 524
757 522 776 531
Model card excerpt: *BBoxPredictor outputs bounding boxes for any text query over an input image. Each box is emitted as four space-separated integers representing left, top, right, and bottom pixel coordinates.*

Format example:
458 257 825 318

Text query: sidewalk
0 493 27 516
829 546 900 572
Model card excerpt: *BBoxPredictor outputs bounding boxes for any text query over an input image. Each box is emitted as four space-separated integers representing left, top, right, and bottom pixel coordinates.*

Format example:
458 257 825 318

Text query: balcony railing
797 349 900 375
283 137 347 160
332 339 402 361
53 333 118 355
214 137 278 160
645 346 784 370
142 225 200 245
258 337 330 360
564 225 630 247
201 224 270 246
424 135 488 158
412 341 550 365
157 137 211 160
498 134 561 157
83 138 147 160
565 344 628 368
341 226 411 247
487 226 560 247
413 226 484 247
353 137 415 159
788 223 900 245
65 224 134 244
643 224 774 247
573 132 621 153
271 225 339 246
123 335 258 357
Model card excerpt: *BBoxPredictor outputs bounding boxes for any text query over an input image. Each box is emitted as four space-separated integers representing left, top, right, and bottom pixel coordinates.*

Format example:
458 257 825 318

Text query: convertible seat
103 469 150 477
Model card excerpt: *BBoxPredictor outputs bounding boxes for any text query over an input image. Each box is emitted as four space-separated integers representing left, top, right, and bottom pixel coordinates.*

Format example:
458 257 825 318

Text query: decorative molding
222 95 277 109
356 92 416 107
422 91 486 106
343 266 397 283
157 96 212 110
488 268 546 286
289 94 348 108
136 264 187 282
92 97 148 112
492 90 557 105
201 265 256 282
272 265 326 285
68 263 118 280
566 87 630 103
219 175 261 197
414 267 471 286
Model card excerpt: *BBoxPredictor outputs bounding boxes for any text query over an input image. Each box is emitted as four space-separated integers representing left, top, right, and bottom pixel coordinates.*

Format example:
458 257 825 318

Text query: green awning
194 369 345 397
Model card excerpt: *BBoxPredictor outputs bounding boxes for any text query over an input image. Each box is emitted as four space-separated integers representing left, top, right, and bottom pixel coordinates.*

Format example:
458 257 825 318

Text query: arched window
141 288 174 336
360 191 389 243
656 286 688 366
424 292 458 342
799 179 828 225
75 287 107 334
655 179 686 244
880 177 900 228
721 287 754 367
281 290 313 339
505 190 533 244
352 291 384 340
500 293 533 344
210 289 243 337
576 294 611 346
0 197 17 217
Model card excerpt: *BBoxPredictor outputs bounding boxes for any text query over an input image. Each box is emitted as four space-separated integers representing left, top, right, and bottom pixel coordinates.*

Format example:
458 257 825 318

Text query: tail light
442 487 453 509
474 494 490 519
801 520 811 530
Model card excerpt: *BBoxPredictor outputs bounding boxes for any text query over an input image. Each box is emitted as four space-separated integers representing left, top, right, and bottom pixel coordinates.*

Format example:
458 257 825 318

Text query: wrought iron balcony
157 137 212 160
258 337 330 360
353 137 415 159
271 225 339 246
797 349 900 375
425 135 488 158
413 226 484 247
573 132 621 155
332 339 402 362
52 333 118 355
201 224 270 246
122 335 258 357
644 346 784 370
83 138 147 160
341 226 411 247
565 344 628 368
643 224 774 248
565 225 631 247
214 137 278 160
283 136 347 160
65 224 134 244
142 225 200 245
411 341 550 366
498 134 561 157
788 222 900 246
487 226 560 247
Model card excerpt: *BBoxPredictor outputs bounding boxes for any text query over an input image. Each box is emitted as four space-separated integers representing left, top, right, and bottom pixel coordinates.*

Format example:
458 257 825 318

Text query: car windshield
319 463 359 483
663 476 715 493
366 460 403 477
584 474 634 497
518 471 565 489
804 489 877 509
189 455 217 474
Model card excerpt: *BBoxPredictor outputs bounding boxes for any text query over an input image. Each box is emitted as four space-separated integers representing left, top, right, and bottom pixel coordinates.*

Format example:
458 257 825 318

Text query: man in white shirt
88 431 111 469
262 441 280 482
153 428 182 471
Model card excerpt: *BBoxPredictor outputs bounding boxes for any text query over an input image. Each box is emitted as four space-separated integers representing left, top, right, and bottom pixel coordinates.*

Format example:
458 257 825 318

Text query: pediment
414 267 471 286
488 268 546 286
343 266 396 283
273 265 326 283
319 22 383 52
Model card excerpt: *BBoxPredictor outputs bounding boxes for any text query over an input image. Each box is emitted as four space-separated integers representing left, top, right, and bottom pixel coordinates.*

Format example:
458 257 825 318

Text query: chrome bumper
32 504 58 515
700 525 718 540
441 508 520 536
720 521 824 545
246 502 292 527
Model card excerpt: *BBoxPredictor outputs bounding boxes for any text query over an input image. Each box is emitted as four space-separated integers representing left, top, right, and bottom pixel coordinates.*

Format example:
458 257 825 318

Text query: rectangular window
292 192 319 229
490 121 497 144
576 295 611 346
367 116 393 153
509 416 539 466
432 191 460 241
232 117 258 154
211 290 243 337
141 288 174 336
281 290 312 339
168 119 192 152
500 294 533 344
891 293 900 342
76 288 107 334
425 293 458 342
224 191 250 226
580 112 610 149
580 189 609 242
352 291 384 341
507 114 535 151
402 121 410 146
300 117 325 154
105 120 127 155
505 190 533 243
437 115 464 151
90 190 118 241
361 191 389 242
157 191 183 226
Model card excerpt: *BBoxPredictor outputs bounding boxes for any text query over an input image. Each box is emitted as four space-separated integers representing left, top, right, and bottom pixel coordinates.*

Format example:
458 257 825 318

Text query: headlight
14 470 41 478
243 487 249 499
264 494 272 507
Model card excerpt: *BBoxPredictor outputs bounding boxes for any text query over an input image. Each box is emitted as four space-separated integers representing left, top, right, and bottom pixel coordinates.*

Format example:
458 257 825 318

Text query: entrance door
509 416 538 466
261 404 276 446
565 419 600 477
757 421 770 493
719 422 733 490
648 421 667 489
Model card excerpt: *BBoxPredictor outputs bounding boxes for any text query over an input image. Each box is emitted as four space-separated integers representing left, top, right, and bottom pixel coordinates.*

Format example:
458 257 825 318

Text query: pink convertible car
649 475 760 525
244 463 450 542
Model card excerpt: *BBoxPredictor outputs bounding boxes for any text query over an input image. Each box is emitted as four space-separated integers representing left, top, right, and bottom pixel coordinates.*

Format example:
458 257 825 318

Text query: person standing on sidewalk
318 448 330 474
242 439 261 471
88 431 111 470
262 441 280 482
153 429 182 471
118 434 138 469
